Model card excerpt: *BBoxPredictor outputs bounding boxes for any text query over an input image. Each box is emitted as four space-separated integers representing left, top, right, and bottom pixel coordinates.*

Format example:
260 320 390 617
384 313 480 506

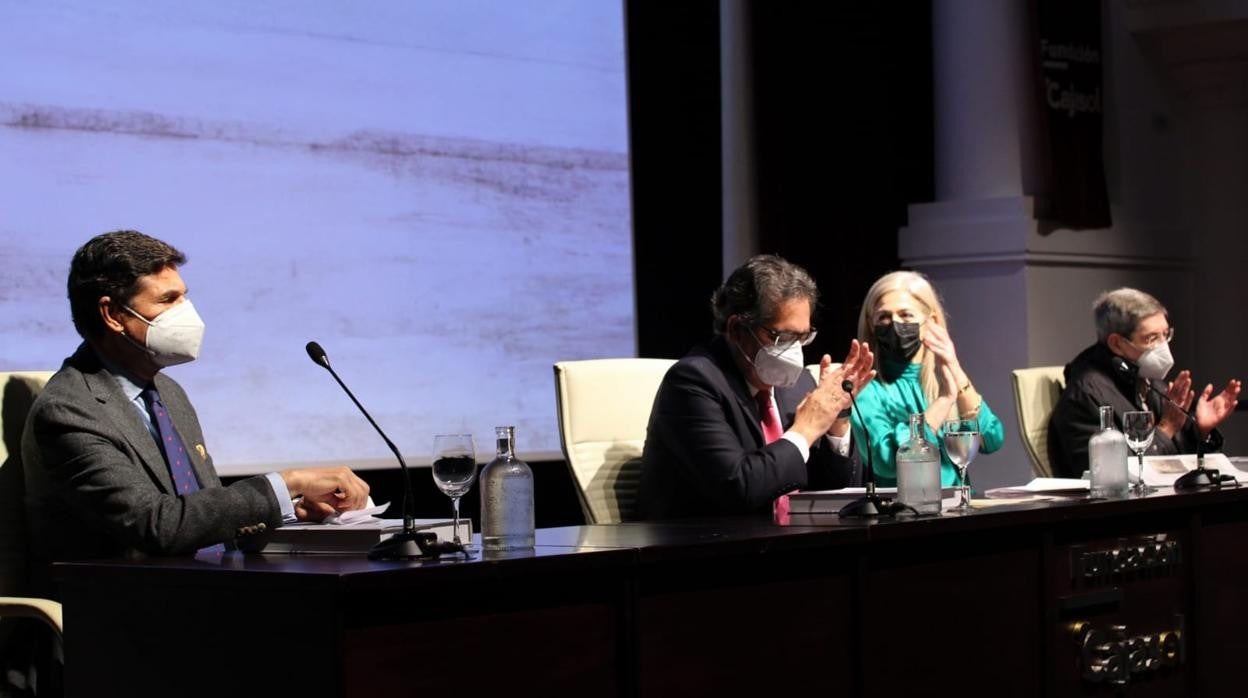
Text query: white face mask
124 299 206 368
1135 341 1174 381
746 338 806 388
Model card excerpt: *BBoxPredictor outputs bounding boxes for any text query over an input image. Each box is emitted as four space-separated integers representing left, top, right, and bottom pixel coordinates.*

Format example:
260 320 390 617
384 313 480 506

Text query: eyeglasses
754 324 818 348
1131 326 1175 349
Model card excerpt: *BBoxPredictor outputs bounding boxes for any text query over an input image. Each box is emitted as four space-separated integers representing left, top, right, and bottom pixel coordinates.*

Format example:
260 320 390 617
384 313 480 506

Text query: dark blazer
637 336 861 520
22 344 281 594
1047 342 1217 479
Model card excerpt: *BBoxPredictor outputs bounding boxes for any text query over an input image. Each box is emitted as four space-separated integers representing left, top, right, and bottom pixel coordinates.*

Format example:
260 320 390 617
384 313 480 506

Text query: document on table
320 500 390 525
983 478 1089 499
1141 453 1242 487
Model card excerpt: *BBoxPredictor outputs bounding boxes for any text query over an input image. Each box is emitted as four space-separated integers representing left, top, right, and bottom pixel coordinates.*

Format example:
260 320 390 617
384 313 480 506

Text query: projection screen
0 1 634 474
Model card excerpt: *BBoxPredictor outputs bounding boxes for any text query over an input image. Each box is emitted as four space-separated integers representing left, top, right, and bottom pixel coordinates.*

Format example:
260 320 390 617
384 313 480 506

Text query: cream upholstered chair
0 597 61 640
553 359 675 524
0 371 63 638
1010 366 1066 478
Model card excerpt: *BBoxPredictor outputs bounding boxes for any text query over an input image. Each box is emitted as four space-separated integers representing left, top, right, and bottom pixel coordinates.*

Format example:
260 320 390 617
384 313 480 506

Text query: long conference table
57 485 1248 697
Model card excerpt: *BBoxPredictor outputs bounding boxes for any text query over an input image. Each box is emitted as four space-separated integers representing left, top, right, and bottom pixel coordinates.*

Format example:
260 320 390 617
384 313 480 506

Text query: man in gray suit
22 231 370 594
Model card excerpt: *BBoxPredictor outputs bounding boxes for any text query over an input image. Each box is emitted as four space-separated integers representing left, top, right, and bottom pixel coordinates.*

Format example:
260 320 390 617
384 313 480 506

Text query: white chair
553 359 675 524
0 371 63 636
0 371 62 694
1010 366 1066 478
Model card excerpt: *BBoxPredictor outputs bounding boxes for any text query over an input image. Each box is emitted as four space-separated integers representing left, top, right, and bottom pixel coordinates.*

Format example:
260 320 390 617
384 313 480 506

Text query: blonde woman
849 271 1005 487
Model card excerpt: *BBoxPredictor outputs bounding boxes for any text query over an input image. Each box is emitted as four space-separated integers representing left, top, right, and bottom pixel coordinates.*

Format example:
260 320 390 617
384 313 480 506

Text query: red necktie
757 389 783 444
757 390 792 522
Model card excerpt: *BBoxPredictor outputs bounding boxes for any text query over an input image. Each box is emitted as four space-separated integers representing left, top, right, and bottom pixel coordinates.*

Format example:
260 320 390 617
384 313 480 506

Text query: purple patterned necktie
140 386 225 555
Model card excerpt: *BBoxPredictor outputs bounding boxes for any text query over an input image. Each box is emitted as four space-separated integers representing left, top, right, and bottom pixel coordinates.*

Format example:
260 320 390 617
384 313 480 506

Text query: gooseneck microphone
306 341 458 559
1110 357 1233 490
838 379 908 518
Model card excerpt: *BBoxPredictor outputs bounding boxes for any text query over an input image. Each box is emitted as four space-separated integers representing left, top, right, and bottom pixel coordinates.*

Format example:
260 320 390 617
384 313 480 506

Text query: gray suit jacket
22 344 281 593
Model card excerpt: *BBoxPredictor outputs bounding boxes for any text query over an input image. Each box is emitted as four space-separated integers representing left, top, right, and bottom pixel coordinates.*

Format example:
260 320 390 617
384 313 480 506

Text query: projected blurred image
0 1 633 472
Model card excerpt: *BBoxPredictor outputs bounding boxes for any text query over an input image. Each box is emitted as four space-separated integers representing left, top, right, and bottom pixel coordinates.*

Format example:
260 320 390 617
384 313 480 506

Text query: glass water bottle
1089 406 1129 498
896 413 943 514
480 426 535 550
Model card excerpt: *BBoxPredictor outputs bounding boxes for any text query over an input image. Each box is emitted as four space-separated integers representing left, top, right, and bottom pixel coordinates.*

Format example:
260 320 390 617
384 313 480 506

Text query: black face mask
874 322 922 363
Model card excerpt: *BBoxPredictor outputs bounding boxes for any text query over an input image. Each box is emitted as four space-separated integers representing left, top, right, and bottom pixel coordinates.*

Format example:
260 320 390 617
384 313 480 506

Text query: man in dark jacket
1047 288 1241 479
637 255 874 520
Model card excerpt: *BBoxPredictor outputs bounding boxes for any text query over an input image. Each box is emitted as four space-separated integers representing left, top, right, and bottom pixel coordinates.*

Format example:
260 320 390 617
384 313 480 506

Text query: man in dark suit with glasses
638 255 874 520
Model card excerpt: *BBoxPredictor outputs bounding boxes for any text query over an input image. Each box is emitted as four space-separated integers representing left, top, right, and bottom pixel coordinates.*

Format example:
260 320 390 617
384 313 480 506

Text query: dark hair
710 254 819 334
67 231 187 339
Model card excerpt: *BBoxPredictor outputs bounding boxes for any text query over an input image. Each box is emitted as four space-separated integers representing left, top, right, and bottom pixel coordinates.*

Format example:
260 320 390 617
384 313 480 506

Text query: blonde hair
856 270 951 409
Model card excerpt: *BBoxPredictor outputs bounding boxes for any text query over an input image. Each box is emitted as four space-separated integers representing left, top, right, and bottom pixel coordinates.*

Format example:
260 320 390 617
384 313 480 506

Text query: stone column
899 0 1038 490
720 0 758 275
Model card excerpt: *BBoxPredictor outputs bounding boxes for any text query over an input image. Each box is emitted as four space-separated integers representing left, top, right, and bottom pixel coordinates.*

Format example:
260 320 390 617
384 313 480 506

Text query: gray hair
1093 288 1167 342
711 254 819 334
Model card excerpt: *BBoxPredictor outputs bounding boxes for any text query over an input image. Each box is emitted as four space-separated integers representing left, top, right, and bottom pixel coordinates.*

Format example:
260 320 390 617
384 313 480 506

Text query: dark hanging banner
1030 0 1111 230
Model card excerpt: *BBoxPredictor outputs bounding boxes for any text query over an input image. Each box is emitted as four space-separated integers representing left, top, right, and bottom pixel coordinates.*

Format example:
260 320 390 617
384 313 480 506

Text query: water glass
1123 410 1156 494
432 434 477 545
942 418 981 513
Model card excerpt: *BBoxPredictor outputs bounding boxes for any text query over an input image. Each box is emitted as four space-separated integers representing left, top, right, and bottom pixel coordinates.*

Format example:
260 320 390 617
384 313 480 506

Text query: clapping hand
793 340 876 443
922 319 968 388
1194 378 1242 435
936 361 959 401
921 319 957 364
819 338 876 397
1158 370 1195 437
815 339 877 439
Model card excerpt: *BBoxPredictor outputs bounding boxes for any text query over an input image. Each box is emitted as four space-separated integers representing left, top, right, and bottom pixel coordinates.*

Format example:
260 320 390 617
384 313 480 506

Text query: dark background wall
628 0 725 361
631 1 933 361
750 3 932 357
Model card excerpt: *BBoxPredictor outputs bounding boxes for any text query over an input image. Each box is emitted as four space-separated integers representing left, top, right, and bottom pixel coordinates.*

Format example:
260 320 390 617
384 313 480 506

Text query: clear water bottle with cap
1089 405 1129 498
896 412 943 514
480 425 535 550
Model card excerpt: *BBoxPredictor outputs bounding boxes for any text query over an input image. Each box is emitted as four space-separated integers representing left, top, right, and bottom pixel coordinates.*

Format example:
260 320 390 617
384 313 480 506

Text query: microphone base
367 530 471 561
839 493 908 519
1174 467 1222 490
367 531 430 560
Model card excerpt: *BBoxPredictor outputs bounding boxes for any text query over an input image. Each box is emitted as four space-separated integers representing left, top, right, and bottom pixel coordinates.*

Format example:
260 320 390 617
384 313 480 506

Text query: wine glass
1123 411 1156 494
942 418 981 513
432 434 477 546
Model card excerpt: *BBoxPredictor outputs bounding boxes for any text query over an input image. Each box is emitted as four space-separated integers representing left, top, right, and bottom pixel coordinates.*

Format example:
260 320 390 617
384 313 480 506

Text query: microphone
306 341 463 559
838 378 908 518
1110 357 1232 490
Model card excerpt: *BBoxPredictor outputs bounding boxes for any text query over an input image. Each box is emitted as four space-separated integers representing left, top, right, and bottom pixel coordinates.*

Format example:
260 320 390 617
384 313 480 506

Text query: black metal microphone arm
305 341 467 559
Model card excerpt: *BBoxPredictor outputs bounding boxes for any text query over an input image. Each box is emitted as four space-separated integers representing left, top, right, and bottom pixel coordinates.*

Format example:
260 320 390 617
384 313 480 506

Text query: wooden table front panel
636 553 854 697
862 541 1043 697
